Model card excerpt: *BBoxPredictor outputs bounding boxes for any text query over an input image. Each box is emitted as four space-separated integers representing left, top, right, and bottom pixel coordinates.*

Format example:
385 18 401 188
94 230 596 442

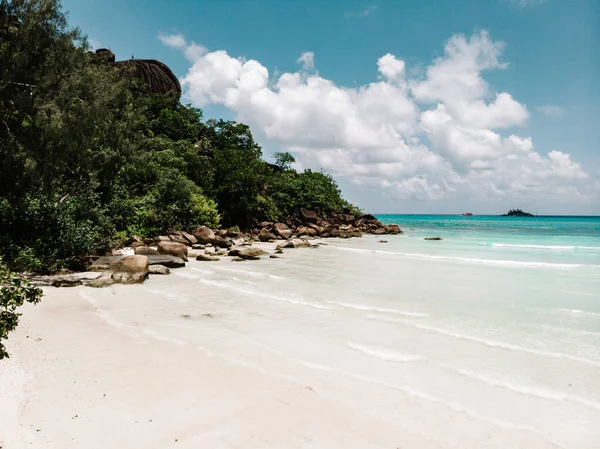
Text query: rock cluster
252 208 402 240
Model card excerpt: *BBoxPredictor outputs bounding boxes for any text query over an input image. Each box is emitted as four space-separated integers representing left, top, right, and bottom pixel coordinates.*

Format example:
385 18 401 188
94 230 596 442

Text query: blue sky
63 0 599 214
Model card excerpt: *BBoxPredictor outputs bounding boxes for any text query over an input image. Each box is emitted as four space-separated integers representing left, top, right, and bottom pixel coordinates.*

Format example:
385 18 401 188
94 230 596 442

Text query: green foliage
0 259 43 359
273 151 296 171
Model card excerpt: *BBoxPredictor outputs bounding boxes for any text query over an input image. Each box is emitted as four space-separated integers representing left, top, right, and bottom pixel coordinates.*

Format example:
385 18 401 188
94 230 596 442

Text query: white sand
2 239 595 448
0 285 438 449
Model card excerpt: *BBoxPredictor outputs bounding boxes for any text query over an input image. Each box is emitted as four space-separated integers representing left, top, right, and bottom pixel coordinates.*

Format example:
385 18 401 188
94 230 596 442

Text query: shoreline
2 234 598 449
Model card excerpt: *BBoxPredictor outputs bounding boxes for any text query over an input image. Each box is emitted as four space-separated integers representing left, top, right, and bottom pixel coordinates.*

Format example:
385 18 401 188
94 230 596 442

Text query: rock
146 255 186 268
341 214 355 224
259 229 277 242
88 256 123 272
148 265 170 275
296 225 309 236
276 238 311 249
134 246 159 256
237 247 267 260
131 241 145 248
257 221 273 228
299 208 318 223
373 228 386 235
270 255 280 259
212 236 233 248
275 249 284 254
360 214 378 222
378 240 388 243
168 234 189 245
306 228 318 237
187 249 202 258
191 226 215 244
51 278 83 287
192 244 205 250
181 231 198 245
196 254 220 262
273 222 293 239
204 246 216 254
89 255 149 288
231 257 245 262
385 224 402 234
157 241 188 261
217 229 228 237
424 237 443 241
130 234 144 244
157 235 171 242
143 238 156 246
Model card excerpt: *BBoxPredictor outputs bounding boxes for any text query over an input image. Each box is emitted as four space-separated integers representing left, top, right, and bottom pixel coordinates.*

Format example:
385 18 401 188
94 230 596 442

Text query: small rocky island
501 209 534 217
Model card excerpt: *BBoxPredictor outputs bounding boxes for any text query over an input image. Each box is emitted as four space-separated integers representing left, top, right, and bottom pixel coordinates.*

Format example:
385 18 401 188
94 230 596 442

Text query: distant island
501 209 534 217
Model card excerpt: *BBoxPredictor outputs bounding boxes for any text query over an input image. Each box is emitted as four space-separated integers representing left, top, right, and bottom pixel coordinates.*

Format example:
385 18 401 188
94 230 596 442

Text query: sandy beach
1 235 599 449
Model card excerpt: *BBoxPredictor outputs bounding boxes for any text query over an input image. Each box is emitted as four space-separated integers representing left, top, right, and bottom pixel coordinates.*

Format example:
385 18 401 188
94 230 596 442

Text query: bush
0 259 43 359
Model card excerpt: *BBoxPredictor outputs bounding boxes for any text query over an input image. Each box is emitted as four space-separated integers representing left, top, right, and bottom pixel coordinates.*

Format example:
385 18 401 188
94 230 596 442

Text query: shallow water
84 215 600 448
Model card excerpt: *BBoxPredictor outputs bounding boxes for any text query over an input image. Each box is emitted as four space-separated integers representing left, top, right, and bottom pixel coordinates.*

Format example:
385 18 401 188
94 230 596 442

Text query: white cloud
163 30 592 205
158 33 187 49
507 0 546 8
345 5 378 19
537 105 566 116
296 52 315 70
88 38 102 50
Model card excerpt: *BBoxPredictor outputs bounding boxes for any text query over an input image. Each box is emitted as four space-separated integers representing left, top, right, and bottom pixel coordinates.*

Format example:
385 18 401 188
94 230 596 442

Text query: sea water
84 215 600 448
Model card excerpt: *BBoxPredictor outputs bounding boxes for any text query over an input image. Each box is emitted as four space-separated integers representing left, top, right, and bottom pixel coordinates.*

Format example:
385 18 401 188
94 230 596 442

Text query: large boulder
196 254 220 262
296 225 309 236
157 241 188 261
385 224 403 234
259 229 277 242
273 223 293 239
236 247 267 260
148 265 170 275
299 208 318 223
192 226 215 244
88 256 123 272
147 255 186 268
276 238 312 249
212 236 233 248
89 255 149 288
134 246 159 256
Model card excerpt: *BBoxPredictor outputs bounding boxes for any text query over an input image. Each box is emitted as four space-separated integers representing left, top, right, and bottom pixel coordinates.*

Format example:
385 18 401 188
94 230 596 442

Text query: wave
441 363 600 411
557 308 600 318
335 247 595 269
198 278 334 310
327 300 427 317
368 315 600 368
211 265 286 280
485 243 600 251
347 341 423 362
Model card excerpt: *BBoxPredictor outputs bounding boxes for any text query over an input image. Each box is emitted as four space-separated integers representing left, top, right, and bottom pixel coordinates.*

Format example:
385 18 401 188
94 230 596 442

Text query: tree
0 259 43 359
273 151 296 171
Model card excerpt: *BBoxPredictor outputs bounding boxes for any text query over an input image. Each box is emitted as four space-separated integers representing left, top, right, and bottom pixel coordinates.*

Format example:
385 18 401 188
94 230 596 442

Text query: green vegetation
0 0 357 273
0 259 43 359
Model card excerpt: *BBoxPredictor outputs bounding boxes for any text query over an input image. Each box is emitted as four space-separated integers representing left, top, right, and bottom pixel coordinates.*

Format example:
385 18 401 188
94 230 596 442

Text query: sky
62 0 600 214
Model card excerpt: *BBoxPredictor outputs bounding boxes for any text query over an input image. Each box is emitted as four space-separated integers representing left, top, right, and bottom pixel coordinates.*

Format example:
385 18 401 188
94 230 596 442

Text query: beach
1 217 599 449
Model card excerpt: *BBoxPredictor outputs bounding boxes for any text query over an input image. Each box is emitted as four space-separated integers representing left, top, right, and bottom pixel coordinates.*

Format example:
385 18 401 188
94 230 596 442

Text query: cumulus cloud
161 31 591 205
158 33 186 49
537 105 566 116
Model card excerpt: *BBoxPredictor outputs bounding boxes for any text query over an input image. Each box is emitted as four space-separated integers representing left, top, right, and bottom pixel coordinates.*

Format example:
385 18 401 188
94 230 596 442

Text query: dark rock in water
270 255 280 259
299 208 318 223
424 237 443 241
277 238 311 249
157 241 188 261
146 255 186 268
385 224 402 234
134 246 159 256
196 254 220 262
378 240 388 243
89 255 149 288
501 209 534 217
148 265 170 275
231 257 245 262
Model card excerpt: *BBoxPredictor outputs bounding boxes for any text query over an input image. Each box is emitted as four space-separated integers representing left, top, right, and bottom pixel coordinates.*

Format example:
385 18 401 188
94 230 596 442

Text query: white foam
368 315 600 368
199 278 334 310
211 265 286 280
441 363 600 411
347 341 423 363
488 243 600 251
557 308 600 318
335 246 594 269
328 301 427 317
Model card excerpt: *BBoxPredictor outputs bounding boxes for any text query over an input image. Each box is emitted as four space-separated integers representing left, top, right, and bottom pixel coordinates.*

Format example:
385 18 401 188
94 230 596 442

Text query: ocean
83 215 600 448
